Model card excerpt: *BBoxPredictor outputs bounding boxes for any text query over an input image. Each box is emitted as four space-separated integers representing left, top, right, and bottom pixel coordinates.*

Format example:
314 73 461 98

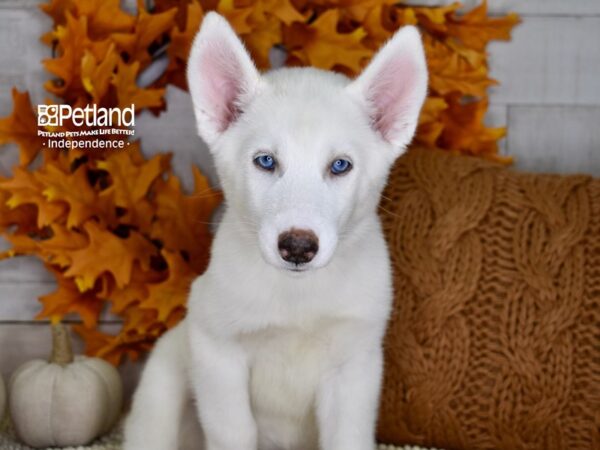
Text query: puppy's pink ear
347 26 428 154
187 13 261 146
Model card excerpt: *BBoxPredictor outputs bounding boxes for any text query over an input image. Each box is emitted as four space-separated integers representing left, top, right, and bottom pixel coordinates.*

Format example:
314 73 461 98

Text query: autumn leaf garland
0 0 518 364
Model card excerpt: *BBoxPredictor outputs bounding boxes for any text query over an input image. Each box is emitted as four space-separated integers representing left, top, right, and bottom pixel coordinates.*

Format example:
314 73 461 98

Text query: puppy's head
188 13 427 273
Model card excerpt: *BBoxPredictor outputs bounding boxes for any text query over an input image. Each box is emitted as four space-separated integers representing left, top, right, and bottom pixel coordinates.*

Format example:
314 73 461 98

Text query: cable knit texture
377 148 600 450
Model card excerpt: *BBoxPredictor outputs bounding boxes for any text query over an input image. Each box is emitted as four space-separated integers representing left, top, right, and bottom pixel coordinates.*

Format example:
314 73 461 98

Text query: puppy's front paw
205 429 257 450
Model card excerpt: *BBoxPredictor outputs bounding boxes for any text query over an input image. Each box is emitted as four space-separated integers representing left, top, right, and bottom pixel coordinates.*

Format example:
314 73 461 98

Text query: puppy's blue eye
254 154 276 171
330 158 352 175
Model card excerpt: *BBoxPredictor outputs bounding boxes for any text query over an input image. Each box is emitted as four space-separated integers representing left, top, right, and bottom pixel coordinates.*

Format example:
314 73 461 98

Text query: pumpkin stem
50 322 74 365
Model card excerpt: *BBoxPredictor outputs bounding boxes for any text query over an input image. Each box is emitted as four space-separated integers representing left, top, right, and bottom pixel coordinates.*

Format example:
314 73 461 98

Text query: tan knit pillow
377 148 600 450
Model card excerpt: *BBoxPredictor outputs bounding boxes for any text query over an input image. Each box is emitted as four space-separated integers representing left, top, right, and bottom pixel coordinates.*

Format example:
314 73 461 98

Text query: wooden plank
0 282 55 321
135 85 219 191
0 278 126 322
404 0 600 15
0 323 143 399
0 143 19 179
488 16 600 106
0 0 44 8
0 8 53 110
0 237 124 321
487 0 600 15
0 238 54 282
485 104 508 156
506 105 600 175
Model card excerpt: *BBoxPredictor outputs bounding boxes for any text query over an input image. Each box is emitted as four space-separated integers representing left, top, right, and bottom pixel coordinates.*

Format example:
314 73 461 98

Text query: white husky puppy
124 12 427 450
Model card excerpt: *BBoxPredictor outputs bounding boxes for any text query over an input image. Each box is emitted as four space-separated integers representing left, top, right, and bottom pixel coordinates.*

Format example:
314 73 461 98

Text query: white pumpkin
0 372 5 420
9 323 123 448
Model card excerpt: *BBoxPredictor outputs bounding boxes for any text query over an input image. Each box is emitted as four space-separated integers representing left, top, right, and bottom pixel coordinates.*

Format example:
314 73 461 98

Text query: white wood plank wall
0 0 599 393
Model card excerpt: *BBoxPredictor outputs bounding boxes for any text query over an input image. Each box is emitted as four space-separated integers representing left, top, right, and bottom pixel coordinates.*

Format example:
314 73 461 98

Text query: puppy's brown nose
278 229 319 265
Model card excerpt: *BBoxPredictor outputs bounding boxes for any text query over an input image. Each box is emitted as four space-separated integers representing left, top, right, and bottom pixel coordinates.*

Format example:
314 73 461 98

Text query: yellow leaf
80 44 120 102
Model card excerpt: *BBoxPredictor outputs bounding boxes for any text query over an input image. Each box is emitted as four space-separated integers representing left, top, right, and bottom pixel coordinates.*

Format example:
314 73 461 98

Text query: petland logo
37 104 135 150
37 104 135 127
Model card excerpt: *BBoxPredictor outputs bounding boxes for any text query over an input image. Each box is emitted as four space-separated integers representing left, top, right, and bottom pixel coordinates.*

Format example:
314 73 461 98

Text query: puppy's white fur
124 13 427 450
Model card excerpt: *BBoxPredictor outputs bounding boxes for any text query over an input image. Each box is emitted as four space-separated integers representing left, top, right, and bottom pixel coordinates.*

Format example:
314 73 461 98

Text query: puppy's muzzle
278 229 319 265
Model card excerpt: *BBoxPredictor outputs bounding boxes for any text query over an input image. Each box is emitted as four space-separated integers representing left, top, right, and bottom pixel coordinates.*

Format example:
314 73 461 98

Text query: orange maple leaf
43 12 113 102
151 167 222 273
71 324 128 365
76 0 135 38
426 36 496 97
237 0 305 69
36 163 99 229
41 0 135 38
140 249 196 322
0 89 43 167
404 4 460 34
0 233 39 260
242 13 282 69
112 60 166 110
64 220 157 291
439 95 507 159
38 267 103 328
255 0 304 26
81 44 120 103
169 0 204 62
97 145 170 229
0 185 37 235
447 0 520 51
286 9 372 73
0 166 67 228
415 96 448 148
363 4 402 44
111 4 177 66
217 0 255 34
36 223 88 267
336 0 398 24
108 263 164 314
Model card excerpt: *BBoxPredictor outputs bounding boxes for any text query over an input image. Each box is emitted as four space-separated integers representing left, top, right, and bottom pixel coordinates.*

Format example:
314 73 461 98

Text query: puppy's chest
240 325 334 416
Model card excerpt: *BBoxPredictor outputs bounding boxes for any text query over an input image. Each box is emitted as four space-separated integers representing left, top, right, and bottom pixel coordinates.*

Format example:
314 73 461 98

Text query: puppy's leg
123 322 192 450
188 325 257 450
317 346 383 450
179 399 205 450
